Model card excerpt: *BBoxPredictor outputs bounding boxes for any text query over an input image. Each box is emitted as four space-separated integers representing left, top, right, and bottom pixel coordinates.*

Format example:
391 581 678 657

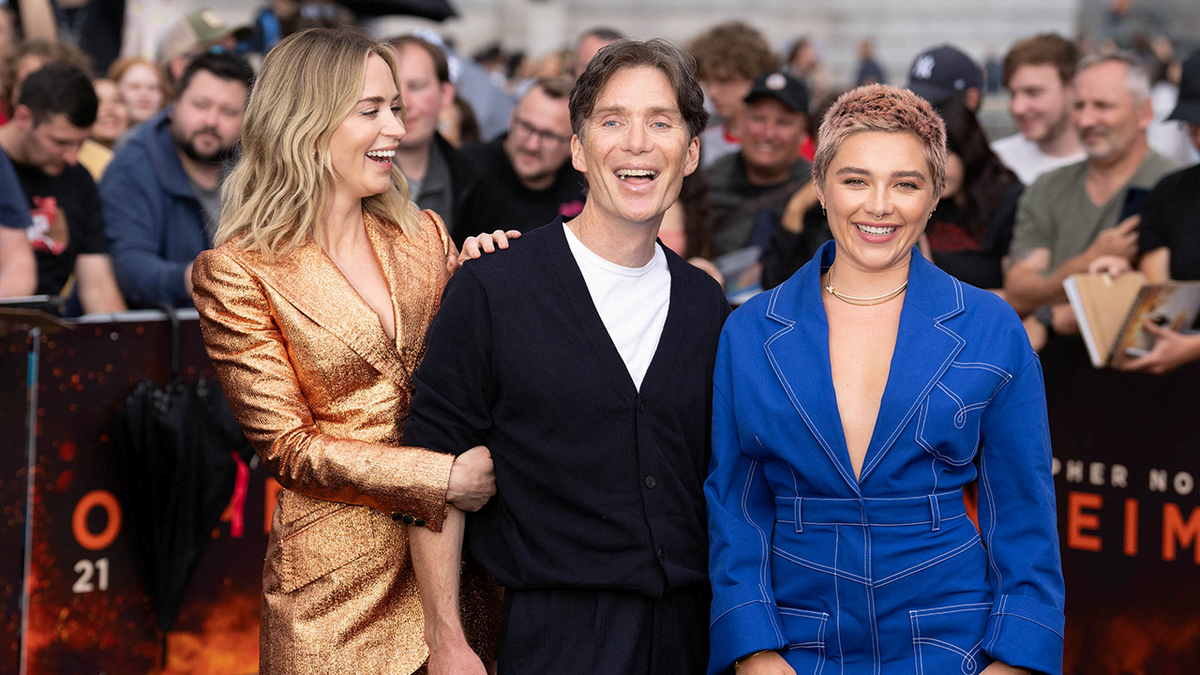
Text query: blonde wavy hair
216 28 419 257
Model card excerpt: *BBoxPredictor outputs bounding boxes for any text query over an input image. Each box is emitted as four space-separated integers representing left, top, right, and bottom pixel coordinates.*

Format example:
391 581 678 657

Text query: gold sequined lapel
249 229 405 385
365 211 423 382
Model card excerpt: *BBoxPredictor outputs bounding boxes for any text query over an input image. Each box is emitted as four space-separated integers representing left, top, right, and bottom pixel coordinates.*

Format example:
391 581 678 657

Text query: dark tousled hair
689 21 778 82
936 98 1019 238
570 37 709 140
18 63 98 128
177 52 254 101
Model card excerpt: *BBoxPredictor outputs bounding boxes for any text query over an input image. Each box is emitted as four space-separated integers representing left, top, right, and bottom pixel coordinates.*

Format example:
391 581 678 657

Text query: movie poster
1045 339 1200 673
7 317 273 675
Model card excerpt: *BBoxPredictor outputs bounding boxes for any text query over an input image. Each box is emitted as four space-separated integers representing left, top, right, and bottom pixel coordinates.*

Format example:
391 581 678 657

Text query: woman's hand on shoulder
459 230 522 261
735 650 795 675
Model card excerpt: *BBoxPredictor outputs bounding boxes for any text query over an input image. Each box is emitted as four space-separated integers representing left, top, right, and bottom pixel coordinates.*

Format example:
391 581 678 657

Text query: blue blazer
706 242 1064 675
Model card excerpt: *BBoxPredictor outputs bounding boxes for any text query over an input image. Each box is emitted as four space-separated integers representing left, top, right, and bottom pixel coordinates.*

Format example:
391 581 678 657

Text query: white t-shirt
563 223 671 391
991 134 1087 186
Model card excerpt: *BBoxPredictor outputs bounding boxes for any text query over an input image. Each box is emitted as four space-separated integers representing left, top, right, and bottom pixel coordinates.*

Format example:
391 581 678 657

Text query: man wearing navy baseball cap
907 44 985 111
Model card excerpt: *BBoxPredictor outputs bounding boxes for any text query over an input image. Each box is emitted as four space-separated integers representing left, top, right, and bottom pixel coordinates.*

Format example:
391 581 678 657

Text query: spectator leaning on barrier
1095 49 1200 375
1004 52 1179 348
0 146 36 297
906 43 985 112
454 75 584 244
0 63 126 313
389 35 488 239
991 33 1086 186
101 52 252 308
688 21 779 168
707 70 828 274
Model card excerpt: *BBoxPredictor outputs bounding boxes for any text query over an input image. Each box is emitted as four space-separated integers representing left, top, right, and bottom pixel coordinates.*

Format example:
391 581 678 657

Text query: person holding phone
1002 52 1178 350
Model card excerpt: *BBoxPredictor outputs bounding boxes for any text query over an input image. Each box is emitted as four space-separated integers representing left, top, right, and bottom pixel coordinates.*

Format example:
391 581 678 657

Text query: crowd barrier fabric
1 313 274 675
0 317 1197 673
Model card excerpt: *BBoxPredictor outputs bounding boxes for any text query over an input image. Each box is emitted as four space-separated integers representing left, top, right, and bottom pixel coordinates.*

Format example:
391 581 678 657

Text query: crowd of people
0 5 1198 674
0 8 1197 369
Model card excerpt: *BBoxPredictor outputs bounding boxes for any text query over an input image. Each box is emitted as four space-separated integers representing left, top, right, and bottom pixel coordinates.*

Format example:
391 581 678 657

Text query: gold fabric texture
193 210 500 675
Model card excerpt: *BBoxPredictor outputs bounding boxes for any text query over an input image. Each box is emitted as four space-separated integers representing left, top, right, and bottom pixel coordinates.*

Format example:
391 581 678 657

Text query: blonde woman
191 29 499 674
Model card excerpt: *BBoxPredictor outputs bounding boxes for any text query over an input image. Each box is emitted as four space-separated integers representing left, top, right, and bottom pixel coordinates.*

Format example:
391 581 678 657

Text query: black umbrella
340 0 457 21
114 308 252 650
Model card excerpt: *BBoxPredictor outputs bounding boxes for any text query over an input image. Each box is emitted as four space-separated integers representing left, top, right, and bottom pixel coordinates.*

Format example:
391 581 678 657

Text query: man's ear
571 133 587 174
11 104 34 130
682 136 700 177
439 82 456 111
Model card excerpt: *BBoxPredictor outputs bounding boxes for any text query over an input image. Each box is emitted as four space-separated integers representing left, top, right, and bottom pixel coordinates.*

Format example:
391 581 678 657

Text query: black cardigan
403 220 730 598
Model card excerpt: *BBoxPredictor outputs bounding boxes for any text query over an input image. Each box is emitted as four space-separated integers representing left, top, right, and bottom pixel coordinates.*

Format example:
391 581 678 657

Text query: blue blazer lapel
762 244 861 494
859 248 966 484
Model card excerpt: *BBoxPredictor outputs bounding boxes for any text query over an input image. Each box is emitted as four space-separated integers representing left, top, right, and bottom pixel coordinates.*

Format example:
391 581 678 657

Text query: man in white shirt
991 33 1086 185
405 39 730 675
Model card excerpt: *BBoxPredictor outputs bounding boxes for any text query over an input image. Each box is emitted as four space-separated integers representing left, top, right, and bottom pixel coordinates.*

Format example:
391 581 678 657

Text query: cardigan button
644 475 657 489
402 515 415 524
414 519 426 527
392 513 403 521
638 398 646 413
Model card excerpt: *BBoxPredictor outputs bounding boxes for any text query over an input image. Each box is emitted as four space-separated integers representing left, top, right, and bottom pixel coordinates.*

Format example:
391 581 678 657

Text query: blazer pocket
916 362 1011 465
778 606 827 673
908 602 991 675
278 504 385 593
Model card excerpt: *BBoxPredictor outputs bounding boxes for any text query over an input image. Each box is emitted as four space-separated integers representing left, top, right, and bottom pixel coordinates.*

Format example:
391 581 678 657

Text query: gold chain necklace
824 263 908 306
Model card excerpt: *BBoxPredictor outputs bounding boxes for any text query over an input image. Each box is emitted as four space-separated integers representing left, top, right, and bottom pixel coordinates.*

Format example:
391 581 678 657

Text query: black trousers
496 584 710 675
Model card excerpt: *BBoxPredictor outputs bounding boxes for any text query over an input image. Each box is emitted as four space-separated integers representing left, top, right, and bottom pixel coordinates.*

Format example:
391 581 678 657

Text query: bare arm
409 506 487 675
1004 216 1141 317
74 253 128 314
0 227 37 297
1002 247 1057 317
1139 247 1170 284
15 0 58 42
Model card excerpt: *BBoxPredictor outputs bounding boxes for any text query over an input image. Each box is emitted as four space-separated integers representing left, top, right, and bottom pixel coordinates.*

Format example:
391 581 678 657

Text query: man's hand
735 650 795 675
426 639 487 675
460 230 522 260
1086 215 1139 262
1088 255 1134 276
1117 322 1200 375
446 446 496 511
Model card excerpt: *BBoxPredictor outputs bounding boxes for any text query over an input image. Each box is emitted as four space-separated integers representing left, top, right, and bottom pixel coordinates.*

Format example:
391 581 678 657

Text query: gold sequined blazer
192 210 496 675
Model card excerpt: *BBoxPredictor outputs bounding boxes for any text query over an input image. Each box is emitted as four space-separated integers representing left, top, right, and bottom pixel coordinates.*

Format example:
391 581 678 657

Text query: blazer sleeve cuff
388 446 456 532
983 594 1065 675
708 594 786 675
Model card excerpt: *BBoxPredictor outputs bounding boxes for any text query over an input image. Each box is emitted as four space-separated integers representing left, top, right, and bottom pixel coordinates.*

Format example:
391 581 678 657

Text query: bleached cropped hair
812 84 947 200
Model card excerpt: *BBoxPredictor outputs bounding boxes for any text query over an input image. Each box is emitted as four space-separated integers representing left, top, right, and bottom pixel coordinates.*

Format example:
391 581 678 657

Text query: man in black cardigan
404 39 729 675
